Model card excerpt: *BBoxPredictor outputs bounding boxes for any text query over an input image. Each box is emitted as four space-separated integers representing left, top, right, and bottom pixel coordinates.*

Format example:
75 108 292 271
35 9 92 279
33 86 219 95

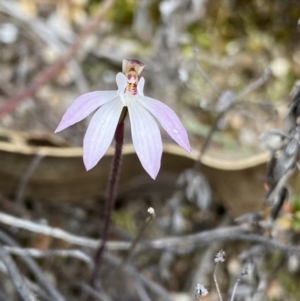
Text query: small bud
147 207 155 217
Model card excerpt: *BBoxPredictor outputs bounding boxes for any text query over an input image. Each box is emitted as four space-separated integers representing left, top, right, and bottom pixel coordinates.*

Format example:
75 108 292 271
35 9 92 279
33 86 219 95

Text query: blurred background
0 0 300 300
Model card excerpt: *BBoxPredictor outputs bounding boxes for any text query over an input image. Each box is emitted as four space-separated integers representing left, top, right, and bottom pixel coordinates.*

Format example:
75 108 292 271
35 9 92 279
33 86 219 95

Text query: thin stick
229 278 240 301
193 49 221 96
80 283 112 301
0 260 53 301
0 245 37 301
15 154 44 205
195 64 221 95
133 277 152 301
104 253 173 301
237 68 272 99
4 246 92 267
213 263 223 301
229 266 249 301
193 110 226 170
0 211 129 250
2 211 300 255
0 0 116 117
0 230 66 301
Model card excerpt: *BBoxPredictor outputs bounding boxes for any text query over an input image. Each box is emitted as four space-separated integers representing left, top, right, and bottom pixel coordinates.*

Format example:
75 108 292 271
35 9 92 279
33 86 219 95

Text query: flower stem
213 263 223 301
89 113 126 294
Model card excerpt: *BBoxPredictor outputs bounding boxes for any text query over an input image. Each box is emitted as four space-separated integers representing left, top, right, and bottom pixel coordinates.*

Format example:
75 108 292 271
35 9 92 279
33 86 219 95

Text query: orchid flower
55 59 191 179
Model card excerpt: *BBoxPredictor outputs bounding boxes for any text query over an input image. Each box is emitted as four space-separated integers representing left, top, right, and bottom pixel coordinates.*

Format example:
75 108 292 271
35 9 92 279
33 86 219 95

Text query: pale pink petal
128 103 162 179
137 96 191 153
83 98 123 170
55 91 118 133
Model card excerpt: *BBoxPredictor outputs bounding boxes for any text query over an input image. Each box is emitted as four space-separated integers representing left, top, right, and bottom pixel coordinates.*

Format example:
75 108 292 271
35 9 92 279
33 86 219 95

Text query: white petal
137 96 191 153
55 91 118 133
116 72 127 95
137 77 145 96
83 98 123 170
128 103 162 179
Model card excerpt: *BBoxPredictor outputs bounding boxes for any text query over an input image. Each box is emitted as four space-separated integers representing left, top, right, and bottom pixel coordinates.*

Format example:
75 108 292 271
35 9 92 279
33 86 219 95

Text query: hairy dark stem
89 116 126 296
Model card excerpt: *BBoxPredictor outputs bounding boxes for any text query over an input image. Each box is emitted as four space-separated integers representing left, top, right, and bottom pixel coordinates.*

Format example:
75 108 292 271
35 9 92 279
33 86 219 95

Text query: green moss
90 0 137 26
112 211 136 233
188 26 212 50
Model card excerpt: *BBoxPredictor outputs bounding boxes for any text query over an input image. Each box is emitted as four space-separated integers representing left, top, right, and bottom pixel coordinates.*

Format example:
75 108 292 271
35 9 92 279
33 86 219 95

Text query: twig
107 207 155 289
193 48 221 96
133 278 152 301
0 0 116 117
148 226 249 253
237 68 272 100
104 252 173 301
193 68 272 170
229 266 248 301
229 277 240 301
0 245 37 301
2 211 300 255
150 229 300 254
213 250 225 301
4 246 92 267
24 280 52 301
0 230 66 301
193 109 225 170
195 62 220 95
0 261 51 301
15 154 45 205
80 283 112 301
0 211 129 250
